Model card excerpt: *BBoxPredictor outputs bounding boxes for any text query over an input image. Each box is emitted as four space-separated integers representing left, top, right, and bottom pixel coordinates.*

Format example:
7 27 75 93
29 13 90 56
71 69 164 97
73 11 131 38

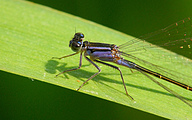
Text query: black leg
52 52 78 60
77 55 101 91
94 59 134 100
55 52 83 77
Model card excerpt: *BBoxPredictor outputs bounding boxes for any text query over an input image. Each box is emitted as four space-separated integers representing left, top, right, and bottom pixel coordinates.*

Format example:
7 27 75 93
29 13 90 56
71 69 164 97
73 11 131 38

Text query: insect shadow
45 59 192 101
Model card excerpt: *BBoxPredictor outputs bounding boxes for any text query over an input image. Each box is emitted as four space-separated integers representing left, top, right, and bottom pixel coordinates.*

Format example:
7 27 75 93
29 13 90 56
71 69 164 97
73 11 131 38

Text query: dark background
1 0 192 119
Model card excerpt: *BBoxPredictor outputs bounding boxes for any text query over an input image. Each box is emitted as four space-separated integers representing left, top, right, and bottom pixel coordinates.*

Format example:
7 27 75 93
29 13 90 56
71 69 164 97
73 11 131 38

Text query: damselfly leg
52 52 83 77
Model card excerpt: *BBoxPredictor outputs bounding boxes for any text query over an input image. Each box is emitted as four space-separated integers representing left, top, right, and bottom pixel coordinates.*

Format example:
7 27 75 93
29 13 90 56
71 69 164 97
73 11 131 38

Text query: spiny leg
55 52 83 77
52 52 79 60
77 56 101 91
129 68 134 73
94 59 134 100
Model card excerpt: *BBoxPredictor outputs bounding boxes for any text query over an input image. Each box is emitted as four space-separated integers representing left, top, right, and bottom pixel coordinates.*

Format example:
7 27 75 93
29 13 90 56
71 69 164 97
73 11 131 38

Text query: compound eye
69 40 73 47
79 33 84 38
70 41 82 52
73 42 80 47
75 33 84 39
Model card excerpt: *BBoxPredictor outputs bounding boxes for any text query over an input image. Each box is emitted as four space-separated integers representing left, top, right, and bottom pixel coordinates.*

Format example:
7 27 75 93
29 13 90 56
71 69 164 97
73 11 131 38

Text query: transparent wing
120 51 192 87
118 17 192 57
118 17 192 87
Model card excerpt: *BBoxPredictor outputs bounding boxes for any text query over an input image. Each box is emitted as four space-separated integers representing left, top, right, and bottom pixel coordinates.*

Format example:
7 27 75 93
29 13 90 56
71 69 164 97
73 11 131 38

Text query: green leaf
0 0 192 119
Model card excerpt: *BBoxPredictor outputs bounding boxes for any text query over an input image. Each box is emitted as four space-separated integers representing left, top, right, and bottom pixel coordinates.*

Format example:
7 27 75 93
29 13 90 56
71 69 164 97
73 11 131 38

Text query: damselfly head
69 33 84 52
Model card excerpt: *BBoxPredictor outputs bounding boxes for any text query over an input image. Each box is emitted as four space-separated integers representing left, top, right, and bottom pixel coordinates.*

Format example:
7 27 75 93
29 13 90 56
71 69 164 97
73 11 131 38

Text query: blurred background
1 0 192 119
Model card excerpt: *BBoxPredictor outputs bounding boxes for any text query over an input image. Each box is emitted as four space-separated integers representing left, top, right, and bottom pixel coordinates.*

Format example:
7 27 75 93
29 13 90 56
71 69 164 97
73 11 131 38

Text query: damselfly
52 17 192 107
